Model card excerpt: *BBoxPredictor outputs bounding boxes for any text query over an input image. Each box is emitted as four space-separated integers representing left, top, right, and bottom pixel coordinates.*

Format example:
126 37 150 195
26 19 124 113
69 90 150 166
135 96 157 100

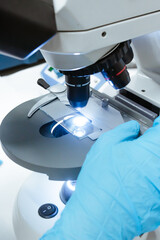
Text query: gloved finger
86 120 140 158
153 116 160 127
137 116 160 144
99 120 140 145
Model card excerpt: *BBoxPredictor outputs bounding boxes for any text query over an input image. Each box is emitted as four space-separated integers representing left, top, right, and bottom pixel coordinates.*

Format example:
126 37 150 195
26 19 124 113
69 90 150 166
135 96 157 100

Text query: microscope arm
41 0 160 71
1 0 160 107
1 0 160 69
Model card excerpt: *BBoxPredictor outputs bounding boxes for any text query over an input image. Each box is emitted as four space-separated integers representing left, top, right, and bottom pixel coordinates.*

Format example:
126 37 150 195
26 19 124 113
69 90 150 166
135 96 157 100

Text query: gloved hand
40 117 160 240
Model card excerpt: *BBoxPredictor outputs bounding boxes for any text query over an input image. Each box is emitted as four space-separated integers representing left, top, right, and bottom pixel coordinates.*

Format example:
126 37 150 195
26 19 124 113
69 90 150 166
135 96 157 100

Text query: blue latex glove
41 117 160 240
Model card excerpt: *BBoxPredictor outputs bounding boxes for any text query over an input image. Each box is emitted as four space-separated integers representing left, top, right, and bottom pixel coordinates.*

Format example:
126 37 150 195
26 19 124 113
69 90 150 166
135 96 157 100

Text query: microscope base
13 173 65 240
12 173 160 240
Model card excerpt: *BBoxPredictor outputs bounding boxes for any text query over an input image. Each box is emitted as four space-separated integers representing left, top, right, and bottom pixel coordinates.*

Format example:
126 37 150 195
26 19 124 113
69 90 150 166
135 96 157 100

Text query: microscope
1 1 160 239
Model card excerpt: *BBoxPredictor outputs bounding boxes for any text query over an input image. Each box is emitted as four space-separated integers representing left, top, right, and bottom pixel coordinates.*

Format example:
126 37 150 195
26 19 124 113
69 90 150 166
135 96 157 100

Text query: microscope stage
0 89 156 180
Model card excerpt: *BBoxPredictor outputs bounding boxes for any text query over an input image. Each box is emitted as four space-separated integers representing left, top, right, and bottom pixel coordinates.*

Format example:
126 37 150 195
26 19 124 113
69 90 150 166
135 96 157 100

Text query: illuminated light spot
72 116 89 127
73 128 86 138
66 181 76 191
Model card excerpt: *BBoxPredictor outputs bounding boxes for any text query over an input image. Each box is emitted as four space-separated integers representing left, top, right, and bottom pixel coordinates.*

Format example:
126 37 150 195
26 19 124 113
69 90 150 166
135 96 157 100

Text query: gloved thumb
99 120 140 146
153 115 160 127
137 116 160 147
